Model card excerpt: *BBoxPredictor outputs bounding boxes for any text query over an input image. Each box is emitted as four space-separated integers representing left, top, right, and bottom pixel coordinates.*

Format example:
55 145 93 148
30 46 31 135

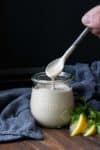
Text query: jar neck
32 72 72 85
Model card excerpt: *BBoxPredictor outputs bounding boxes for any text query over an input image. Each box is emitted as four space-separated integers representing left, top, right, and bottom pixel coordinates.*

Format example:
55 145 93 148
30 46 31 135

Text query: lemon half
70 114 88 136
84 124 96 136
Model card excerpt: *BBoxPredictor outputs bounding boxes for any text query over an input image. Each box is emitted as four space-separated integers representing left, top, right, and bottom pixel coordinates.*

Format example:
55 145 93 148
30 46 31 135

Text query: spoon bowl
46 58 64 78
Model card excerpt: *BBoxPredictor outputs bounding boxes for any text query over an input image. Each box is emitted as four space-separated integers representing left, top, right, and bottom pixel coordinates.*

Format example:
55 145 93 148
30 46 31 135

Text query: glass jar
30 72 74 128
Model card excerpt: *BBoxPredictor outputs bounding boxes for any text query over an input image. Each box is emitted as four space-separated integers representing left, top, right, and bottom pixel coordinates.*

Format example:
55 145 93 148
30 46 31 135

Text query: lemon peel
70 114 88 136
84 124 96 136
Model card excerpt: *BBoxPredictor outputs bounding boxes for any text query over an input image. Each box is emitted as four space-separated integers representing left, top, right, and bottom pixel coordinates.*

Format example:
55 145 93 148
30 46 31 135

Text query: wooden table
0 128 100 150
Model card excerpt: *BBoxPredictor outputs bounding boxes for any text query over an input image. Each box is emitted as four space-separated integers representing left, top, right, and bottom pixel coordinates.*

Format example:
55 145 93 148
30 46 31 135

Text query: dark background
0 0 100 69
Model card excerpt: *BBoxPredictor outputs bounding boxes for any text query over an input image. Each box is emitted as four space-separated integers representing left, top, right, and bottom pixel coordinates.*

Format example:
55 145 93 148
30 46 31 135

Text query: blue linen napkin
64 61 100 111
0 61 100 142
0 88 43 142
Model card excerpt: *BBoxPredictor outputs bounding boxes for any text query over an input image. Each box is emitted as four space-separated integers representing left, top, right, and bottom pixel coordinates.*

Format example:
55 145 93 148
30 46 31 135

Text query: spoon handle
73 27 89 47
62 27 89 61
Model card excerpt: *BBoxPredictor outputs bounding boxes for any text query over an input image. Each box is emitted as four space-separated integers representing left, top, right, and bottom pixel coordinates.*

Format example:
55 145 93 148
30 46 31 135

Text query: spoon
45 27 89 78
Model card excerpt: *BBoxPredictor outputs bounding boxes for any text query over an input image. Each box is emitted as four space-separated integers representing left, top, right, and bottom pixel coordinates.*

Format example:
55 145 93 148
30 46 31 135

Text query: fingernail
82 15 92 25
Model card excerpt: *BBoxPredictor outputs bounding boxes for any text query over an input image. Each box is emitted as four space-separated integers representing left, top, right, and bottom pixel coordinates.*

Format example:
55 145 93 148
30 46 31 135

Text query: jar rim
31 72 72 84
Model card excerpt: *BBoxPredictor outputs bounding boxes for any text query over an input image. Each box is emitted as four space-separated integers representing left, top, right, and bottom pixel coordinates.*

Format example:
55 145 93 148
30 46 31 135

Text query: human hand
81 5 100 38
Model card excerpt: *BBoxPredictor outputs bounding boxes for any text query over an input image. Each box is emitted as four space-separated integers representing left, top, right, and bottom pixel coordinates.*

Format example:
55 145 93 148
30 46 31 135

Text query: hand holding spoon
45 27 89 79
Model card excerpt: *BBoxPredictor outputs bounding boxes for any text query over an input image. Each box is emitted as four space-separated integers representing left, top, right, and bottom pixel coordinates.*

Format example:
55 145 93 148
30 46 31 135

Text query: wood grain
0 128 100 150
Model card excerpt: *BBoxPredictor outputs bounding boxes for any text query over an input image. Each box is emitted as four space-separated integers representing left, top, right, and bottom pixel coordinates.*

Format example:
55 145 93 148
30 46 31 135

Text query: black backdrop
0 0 100 69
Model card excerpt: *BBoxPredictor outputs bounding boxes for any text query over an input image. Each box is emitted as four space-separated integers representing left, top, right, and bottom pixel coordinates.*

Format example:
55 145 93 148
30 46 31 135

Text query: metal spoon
45 27 89 78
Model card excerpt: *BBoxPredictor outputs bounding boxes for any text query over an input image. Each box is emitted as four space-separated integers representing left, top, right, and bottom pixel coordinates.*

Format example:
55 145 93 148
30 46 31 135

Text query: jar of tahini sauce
30 72 74 128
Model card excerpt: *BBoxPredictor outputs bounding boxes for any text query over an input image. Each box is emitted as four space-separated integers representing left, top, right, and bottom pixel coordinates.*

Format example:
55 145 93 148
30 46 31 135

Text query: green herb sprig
70 100 100 134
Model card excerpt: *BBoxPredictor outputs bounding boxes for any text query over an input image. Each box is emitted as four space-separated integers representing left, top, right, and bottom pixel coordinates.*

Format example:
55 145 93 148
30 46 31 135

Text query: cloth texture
0 88 43 142
64 61 100 111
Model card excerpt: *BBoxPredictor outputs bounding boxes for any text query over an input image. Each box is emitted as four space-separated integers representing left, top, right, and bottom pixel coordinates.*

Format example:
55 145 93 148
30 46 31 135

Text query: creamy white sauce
30 81 74 127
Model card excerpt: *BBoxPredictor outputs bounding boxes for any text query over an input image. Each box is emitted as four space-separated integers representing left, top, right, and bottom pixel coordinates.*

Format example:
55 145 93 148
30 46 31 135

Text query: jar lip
31 72 72 84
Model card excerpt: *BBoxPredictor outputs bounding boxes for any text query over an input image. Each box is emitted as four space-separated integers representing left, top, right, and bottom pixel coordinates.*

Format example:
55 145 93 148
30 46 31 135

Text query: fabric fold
64 61 100 110
0 88 43 142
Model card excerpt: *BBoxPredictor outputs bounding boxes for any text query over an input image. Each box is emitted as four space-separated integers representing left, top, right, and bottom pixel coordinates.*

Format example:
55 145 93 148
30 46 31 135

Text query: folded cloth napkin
0 61 100 142
64 61 100 111
0 88 43 142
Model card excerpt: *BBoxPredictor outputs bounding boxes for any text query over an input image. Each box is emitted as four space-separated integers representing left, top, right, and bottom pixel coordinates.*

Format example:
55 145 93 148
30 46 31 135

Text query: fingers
81 5 100 37
90 28 100 38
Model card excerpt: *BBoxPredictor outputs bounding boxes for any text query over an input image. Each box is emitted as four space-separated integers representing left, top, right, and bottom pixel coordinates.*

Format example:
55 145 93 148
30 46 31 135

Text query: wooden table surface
0 128 100 150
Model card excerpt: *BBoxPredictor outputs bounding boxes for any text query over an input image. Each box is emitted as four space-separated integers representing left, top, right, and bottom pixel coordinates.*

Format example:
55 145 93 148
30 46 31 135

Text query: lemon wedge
84 124 96 136
70 114 88 136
